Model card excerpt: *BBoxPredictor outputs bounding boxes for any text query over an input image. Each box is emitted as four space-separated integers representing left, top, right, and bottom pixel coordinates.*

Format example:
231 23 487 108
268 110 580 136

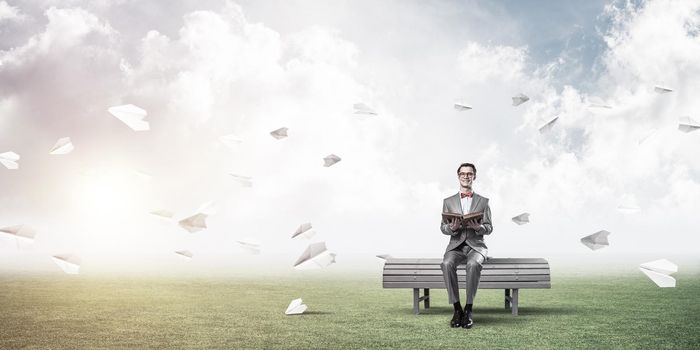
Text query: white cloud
1 0 699 273
480 0 700 257
602 0 700 87
457 42 528 83
0 1 23 22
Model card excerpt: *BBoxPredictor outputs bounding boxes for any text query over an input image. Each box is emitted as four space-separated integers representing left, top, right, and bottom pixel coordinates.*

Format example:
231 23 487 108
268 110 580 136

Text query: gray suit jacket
440 193 493 258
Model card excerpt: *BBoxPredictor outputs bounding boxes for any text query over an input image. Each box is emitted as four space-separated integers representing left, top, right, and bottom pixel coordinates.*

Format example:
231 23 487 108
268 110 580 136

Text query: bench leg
413 288 420 315
505 288 511 309
512 288 519 316
424 288 430 309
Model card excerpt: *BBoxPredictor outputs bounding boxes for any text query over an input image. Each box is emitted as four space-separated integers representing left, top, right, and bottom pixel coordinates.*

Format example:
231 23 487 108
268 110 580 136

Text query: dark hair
457 162 477 175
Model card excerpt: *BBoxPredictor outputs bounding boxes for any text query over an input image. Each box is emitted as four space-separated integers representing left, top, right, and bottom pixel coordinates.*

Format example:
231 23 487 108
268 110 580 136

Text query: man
440 162 493 329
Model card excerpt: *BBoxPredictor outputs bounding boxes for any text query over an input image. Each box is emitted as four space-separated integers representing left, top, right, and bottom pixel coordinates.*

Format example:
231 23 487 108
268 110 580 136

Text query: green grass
1 272 699 349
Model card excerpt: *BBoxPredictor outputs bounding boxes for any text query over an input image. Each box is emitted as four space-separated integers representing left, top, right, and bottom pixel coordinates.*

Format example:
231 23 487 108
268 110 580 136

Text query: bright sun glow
80 172 139 217
69 168 153 253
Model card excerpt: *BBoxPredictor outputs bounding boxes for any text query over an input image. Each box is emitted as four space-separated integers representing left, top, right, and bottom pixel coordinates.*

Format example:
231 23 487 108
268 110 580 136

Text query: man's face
458 166 476 188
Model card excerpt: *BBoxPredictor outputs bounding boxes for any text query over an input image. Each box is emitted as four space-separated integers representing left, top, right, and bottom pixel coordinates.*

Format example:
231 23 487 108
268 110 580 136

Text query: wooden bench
382 257 551 315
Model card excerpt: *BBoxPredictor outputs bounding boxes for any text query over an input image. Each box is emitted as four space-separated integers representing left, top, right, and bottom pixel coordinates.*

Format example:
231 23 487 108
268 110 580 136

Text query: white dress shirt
460 194 472 214
459 191 485 232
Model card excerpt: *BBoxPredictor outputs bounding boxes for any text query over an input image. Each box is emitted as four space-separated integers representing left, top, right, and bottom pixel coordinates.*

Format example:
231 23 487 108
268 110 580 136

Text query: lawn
1 271 698 349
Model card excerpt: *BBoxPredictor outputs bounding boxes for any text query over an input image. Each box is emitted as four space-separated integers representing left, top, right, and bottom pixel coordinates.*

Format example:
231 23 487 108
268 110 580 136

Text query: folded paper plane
0 151 20 170
639 259 677 288
323 154 341 167
353 103 377 115
454 102 472 111
678 116 700 133
178 213 208 233
285 298 308 315
230 174 253 187
175 250 193 260
654 85 673 94
511 213 530 225
49 137 74 155
236 238 261 255
108 104 150 131
132 171 152 181
588 102 612 109
270 127 288 140
617 195 640 214
52 254 81 274
580 230 610 250
0 224 36 246
292 223 316 239
512 93 529 106
538 116 559 134
150 210 174 219
196 201 218 215
294 242 336 269
616 204 641 214
220 134 243 149
638 129 657 145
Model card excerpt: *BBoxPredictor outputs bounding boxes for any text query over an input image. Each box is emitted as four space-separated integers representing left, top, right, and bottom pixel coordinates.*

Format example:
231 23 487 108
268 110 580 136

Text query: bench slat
384 275 550 282
383 263 549 270
383 281 551 289
383 269 551 276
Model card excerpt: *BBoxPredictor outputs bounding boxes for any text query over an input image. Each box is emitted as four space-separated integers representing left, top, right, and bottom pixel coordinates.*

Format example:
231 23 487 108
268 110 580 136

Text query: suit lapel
448 193 462 214
469 193 482 213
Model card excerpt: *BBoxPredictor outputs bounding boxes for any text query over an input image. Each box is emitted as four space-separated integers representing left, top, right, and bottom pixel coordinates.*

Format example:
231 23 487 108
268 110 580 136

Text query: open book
441 211 483 223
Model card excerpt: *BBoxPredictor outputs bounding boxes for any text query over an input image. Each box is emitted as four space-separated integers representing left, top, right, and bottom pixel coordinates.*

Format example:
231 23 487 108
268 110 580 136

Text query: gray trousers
440 244 486 305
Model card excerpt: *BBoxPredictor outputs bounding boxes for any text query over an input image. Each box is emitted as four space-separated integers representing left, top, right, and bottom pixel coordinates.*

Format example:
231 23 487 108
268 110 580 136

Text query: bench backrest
382 258 551 289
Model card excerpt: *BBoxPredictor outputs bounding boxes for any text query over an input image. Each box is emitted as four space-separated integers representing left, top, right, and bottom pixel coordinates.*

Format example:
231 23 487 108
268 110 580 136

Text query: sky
1 0 699 275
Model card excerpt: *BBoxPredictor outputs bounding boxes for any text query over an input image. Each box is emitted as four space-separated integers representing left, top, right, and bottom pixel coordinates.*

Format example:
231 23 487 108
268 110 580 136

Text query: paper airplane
617 204 641 214
0 224 37 246
0 151 20 170
150 209 174 219
108 104 150 131
178 213 208 233
294 242 336 269
454 102 472 111
230 174 253 187
588 101 612 109
353 103 377 115
376 254 392 260
175 250 193 260
285 298 308 315
196 201 218 215
617 195 641 214
678 116 700 133
538 116 559 134
236 238 261 254
292 223 316 239
220 134 243 149
638 129 657 145
270 127 288 140
512 93 529 106
323 154 341 167
511 213 530 225
49 137 74 155
580 230 610 250
654 85 673 94
639 259 677 287
52 254 81 274
132 171 152 181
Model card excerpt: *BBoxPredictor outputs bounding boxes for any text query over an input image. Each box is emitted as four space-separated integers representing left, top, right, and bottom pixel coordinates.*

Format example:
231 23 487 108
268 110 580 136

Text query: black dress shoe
461 311 474 329
450 310 464 328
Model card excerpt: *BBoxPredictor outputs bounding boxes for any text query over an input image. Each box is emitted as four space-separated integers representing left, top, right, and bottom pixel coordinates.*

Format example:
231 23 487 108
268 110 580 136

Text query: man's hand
448 218 461 231
464 219 481 231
